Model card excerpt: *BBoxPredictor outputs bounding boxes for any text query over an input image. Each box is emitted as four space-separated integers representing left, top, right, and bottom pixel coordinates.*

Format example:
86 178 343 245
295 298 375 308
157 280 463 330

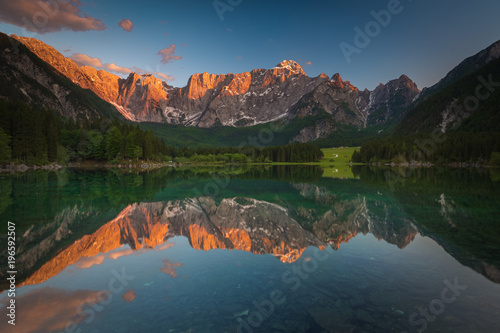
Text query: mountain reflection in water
0 166 499 333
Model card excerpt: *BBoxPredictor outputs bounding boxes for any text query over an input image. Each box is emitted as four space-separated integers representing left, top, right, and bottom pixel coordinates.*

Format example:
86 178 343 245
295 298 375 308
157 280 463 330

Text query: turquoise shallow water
0 166 499 332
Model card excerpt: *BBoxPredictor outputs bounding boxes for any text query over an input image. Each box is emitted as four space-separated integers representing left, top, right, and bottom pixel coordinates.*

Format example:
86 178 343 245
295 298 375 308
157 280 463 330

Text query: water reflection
0 166 499 332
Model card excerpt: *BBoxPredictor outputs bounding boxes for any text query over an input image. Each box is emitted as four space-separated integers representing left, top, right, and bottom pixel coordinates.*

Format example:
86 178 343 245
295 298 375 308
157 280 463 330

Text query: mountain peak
329 73 357 91
276 59 299 68
274 60 305 75
331 73 342 82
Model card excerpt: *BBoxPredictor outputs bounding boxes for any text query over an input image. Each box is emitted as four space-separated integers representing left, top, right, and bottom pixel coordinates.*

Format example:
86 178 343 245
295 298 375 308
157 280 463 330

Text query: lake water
0 166 499 333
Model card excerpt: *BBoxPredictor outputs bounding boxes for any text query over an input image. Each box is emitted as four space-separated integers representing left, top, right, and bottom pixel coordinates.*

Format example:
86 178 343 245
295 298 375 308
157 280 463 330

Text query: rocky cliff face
11 34 171 121
289 74 420 142
291 183 418 249
366 74 420 126
17 198 326 287
16 193 423 288
10 34 420 132
165 60 328 127
0 33 120 120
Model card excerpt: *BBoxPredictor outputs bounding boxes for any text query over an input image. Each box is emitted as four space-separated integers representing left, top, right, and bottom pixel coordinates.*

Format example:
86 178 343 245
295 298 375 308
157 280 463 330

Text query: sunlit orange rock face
19 204 171 287
11 34 332 127
261 60 306 86
116 73 168 120
19 198 326 287
183 72 228 99
183 60 307 100
12 35 120 105
16 189 423 289
12 35 169 122
329 73 359 92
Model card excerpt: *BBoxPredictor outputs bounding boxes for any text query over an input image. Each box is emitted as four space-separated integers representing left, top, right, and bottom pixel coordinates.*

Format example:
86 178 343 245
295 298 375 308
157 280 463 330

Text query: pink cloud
132 66 174 81
0 288 105 333
305 61 312 66
74 247 135 269
160 259 183 278
63 49 71 53
74 255 105 269
71 52 132 75
118 18 134 32
154 72 175 81
157 44 182 64
122 290 136 302
71 53 103 67
70 53 174 81
0 0 106 34
104 62 133 75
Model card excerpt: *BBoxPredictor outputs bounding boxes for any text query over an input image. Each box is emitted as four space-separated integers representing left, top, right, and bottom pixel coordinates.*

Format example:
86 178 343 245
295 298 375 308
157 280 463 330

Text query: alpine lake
1 164 499 333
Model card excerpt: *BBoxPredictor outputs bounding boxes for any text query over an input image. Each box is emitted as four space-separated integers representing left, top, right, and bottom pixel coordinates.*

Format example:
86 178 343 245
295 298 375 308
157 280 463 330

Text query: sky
0 0 499 90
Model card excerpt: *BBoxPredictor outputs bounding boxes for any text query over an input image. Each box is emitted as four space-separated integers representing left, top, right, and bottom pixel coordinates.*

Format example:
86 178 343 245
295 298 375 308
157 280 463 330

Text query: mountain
9 33 420 135
395 39 500 134
289 73 420 142
396 56 500 134
418 40 500 101
10 33 171 122
164 60 329 127
16 194 420 288
0 33 120 120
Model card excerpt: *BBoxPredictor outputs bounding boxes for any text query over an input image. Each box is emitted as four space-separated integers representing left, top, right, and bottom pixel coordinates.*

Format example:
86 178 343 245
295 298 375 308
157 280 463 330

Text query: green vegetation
0 33 121 121
320 147 358 164
396 58 500 134
491 152 500 166
0 100 324 166
351 132 500 164
140 111 333 148
0 100 173 165
141 109 390 149
0 127 11 163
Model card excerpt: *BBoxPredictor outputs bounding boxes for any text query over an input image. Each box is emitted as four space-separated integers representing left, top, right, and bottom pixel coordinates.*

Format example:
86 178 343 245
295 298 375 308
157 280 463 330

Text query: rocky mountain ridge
16 195 420 288
0 33 121 120
418 39 500 101
9 33 420 132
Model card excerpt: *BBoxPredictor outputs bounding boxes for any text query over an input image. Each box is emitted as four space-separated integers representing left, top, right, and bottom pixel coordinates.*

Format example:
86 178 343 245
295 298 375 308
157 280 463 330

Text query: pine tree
0 127 11 163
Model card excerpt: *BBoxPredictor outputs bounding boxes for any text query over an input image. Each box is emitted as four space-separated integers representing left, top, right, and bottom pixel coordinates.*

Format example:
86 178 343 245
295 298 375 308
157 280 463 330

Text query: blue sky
1 0 499 90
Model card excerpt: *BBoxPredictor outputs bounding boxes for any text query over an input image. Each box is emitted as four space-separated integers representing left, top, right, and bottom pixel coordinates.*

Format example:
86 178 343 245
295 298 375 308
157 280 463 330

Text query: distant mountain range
1 31 499 144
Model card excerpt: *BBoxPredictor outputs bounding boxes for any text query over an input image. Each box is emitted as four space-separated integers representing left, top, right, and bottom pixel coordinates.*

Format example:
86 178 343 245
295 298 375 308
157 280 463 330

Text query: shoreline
1 160 498 174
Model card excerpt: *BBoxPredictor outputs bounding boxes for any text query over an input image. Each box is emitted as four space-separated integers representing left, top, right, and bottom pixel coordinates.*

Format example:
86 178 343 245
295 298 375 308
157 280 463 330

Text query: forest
351 132 500 165
0 100 323 165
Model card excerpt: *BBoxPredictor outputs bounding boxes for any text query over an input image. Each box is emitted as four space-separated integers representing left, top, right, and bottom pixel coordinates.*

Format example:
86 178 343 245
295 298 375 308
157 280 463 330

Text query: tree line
0 100 323 165
351 132 500 164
